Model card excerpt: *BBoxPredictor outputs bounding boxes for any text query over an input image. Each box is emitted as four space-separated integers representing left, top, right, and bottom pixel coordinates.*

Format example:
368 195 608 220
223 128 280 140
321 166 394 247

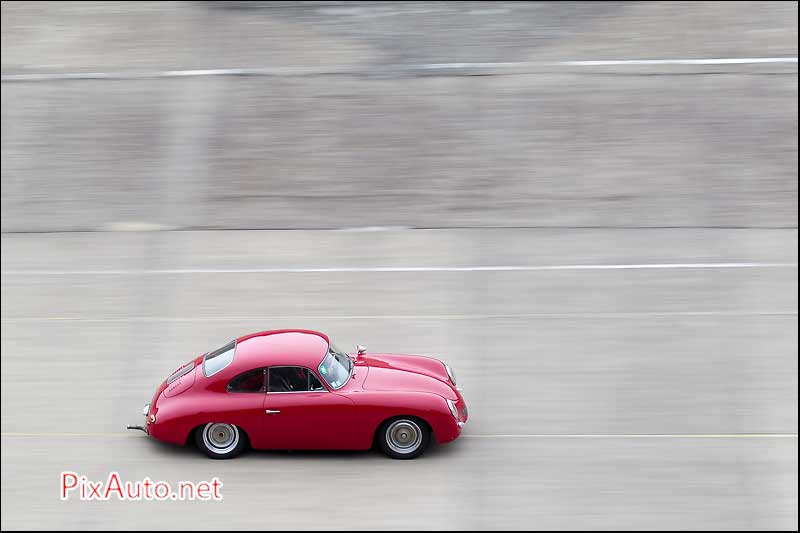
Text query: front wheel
195 422 247 459
377 417 430 459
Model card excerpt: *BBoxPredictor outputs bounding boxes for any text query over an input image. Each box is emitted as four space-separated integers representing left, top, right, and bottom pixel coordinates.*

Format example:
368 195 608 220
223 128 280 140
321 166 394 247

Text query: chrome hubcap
386 419 422 454
202 423 239 454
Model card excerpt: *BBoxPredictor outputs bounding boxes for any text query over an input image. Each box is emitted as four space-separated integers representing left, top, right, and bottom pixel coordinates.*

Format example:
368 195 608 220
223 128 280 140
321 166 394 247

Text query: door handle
265 410 281 415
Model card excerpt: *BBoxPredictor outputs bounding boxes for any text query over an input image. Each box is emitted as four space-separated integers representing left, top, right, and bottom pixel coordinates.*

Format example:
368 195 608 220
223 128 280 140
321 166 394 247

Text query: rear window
203 340 236 377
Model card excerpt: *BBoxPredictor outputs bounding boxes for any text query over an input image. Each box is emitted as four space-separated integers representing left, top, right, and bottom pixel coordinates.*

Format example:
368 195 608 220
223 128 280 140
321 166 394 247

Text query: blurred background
1 1 797 530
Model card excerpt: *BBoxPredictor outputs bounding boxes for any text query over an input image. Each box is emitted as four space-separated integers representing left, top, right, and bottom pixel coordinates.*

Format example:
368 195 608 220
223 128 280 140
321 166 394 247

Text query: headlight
445 364 457 386
446 399 459 420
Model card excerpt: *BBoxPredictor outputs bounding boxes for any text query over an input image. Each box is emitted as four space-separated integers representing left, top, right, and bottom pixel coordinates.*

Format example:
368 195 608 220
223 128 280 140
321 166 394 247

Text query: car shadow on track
143 434 464 462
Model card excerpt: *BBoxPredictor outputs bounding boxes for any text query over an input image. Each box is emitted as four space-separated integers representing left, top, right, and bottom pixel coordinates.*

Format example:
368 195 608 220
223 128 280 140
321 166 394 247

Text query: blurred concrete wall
2 1 797 232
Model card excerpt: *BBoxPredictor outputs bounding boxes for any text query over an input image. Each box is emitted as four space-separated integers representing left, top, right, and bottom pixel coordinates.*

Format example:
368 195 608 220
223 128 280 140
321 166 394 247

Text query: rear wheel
378 417 430 459
195 422 247 459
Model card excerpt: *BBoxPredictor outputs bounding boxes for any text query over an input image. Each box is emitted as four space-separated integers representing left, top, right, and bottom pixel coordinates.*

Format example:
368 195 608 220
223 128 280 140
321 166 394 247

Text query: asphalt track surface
1 2 798 530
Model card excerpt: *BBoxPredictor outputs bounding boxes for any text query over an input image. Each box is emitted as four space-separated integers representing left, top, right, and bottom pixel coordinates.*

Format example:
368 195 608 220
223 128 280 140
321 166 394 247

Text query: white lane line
560 57 799 66
1 262 796 276
0 68 325 81
467 9 511 15
417 62 523 69
2 57 796 81
1 432 796 439
464 434 799 439
2 311 796 323
417 58 800 69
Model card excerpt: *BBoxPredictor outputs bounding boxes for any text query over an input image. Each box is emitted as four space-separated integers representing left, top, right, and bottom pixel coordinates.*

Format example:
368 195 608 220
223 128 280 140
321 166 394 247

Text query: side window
227 368 265 393
308 372 326 392
268 367 326 393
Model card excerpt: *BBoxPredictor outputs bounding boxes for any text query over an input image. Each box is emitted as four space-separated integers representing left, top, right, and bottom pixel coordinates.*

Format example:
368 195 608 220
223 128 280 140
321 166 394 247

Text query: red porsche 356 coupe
129 329 468 459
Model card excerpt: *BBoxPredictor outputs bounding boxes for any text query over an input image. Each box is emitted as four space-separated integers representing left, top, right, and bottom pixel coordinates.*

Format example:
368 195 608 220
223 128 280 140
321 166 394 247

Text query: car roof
232 329 331 371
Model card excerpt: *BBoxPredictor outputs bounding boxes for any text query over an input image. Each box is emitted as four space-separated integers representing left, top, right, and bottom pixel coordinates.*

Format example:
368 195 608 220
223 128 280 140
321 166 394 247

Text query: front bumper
437 396 468 444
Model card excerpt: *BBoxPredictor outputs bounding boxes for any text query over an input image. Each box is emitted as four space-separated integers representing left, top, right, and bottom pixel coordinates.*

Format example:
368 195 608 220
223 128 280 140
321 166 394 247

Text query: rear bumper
126 402 152 434
143 402 154 433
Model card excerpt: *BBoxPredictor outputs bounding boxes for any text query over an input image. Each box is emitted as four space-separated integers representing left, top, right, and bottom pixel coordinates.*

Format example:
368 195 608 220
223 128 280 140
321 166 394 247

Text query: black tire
195 422 248 459
377 417 430 460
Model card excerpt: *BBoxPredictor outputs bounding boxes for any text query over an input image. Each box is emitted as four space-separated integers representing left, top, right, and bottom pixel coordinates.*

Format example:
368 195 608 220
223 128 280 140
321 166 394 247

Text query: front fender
350 390 461 446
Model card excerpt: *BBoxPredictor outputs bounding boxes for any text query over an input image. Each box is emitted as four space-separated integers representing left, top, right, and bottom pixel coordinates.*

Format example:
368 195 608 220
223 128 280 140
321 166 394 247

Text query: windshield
318 343 352 390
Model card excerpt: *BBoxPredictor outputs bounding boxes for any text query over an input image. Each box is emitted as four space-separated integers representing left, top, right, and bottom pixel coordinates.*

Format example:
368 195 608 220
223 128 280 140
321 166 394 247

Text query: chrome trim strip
266 390 329 394
167 362 194 384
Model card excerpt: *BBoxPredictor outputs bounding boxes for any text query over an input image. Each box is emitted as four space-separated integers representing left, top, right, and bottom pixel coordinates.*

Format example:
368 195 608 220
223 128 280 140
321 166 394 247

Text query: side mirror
357 345 367 356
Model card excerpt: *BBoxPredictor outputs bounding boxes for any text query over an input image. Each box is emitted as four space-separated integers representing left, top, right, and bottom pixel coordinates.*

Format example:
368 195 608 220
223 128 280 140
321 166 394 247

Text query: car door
261 366 357 450
222 367 270 449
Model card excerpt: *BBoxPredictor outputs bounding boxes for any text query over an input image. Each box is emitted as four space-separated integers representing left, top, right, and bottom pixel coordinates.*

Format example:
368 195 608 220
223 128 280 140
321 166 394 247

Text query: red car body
138 329 468 457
